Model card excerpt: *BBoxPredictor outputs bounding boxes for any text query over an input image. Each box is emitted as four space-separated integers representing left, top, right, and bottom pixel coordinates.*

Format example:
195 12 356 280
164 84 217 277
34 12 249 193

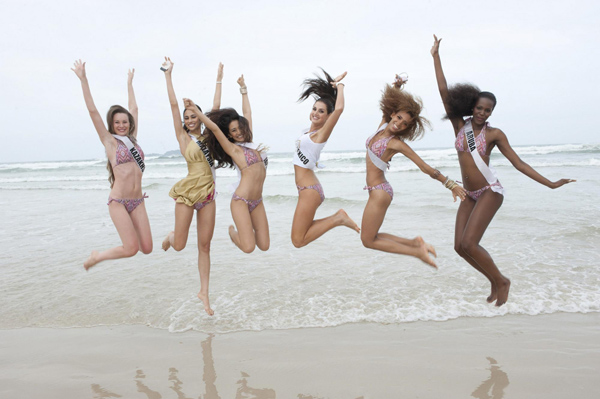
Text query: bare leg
197 202 215 316
129 202 153 254
360 190 437 268
250 202 270 252
84 202 141 270
162 203 194 252
455 198 497 302
459 190 510 306
229 199 256 253
291 189 359 248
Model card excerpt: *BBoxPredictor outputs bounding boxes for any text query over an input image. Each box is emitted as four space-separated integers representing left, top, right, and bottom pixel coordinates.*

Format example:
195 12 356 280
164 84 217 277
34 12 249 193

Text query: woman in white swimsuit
291 69 360 248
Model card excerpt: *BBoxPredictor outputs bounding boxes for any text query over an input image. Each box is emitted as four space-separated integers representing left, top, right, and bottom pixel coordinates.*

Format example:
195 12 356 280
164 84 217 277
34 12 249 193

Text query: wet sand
1 312 599 398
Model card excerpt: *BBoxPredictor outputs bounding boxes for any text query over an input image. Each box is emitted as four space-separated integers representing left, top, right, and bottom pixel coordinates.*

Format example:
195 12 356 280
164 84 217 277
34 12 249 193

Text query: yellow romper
169 138 215 206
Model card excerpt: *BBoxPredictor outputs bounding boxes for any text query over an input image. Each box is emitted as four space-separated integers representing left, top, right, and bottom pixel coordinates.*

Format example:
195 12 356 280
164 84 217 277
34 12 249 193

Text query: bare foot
414 236 437 258
83 250 100 270
335 209 360 233
415 240 437 269
495 278 511 307
198 292 214 316
162 232 173 251
487 283 498 303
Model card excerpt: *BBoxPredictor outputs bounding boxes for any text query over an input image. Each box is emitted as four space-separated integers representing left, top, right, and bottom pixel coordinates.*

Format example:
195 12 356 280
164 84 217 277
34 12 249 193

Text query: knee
140 243 153 255
123 243 139 257
258 241 270 252
454 242 464 257
172 241 186 252
198 241 211 254
361 233 375 249
291 237 305 249
460 239 477 256
240 244 255 254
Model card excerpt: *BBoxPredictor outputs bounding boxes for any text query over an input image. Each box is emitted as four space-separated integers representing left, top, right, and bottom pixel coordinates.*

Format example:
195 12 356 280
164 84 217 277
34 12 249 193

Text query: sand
1 312 599 398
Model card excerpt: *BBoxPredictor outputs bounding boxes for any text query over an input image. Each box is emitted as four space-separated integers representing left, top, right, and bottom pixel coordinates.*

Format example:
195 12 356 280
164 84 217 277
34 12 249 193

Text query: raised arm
431 34 463 133
183 98 238 157
71 60 112 146
161 57 187 144
211 62 223 111
237 74 252 131
494 130 575 189
127 68 139 137
391 139 467 201
313 71 347 143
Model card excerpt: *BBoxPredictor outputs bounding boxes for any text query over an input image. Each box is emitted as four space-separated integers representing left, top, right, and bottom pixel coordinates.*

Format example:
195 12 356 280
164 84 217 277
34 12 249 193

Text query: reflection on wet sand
90 334 368 398
91 383 122 398
471 357 509 399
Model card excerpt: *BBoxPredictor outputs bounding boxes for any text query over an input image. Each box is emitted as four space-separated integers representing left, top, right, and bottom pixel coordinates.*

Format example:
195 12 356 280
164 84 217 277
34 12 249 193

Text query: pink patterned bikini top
240 146 261 170
367 134 393 158
456 121 488 157
115 139 145 166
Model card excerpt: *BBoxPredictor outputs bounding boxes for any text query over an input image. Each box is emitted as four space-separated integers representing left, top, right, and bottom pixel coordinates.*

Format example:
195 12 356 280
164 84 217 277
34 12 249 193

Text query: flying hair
379 84 430 141
298 68 337 114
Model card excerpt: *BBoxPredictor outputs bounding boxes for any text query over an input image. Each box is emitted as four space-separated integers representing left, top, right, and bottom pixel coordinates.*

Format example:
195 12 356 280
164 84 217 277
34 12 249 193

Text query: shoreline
2 312 599 398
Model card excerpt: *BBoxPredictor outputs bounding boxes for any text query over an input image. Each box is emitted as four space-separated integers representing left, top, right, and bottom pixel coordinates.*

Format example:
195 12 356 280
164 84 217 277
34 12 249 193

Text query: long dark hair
444 83 497 120
204 108 252 169
106 105 137 187
298 68 338 113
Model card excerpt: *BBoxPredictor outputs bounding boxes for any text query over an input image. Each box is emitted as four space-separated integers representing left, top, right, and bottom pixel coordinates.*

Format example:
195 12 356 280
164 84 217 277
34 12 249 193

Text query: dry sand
1 312 599 398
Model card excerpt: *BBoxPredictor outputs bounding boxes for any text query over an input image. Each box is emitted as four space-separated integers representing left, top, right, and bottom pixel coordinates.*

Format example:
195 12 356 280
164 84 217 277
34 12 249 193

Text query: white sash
112 135 145 172
366 123 390 172
295 129 325 169
463 119 497 184
189 133 216 181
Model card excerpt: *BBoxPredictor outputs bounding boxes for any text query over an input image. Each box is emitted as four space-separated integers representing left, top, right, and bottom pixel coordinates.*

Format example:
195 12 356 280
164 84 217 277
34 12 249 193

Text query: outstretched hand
71 59 86 80
331 71 347 87
393 73 408 89
451 184 467 202
551 178 576 189
217 62 224 82
237 74 246 88
127 68 135 84
161 56 174 73
431 34 442 57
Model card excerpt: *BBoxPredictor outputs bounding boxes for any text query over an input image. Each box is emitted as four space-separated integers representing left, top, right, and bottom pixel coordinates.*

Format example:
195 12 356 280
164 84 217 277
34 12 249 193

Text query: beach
1 312 599 398
1 145 599 397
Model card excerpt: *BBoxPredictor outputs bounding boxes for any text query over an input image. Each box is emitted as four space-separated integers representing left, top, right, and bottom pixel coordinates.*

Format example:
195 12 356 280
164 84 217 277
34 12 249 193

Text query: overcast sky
1 0 598 163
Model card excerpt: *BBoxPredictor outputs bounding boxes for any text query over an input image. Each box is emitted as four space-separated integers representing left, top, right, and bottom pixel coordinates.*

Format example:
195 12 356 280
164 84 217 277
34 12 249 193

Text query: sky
1 0 598 163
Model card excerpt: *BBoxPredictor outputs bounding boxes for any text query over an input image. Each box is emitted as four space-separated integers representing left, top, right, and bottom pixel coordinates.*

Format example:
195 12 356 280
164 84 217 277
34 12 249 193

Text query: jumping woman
72 60 152 270
431 35 575 306
361 74 466 268
291 69 360 248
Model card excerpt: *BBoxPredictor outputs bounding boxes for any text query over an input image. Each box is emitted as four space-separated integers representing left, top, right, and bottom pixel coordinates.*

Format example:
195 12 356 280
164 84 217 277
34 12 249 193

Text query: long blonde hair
106 105 137 187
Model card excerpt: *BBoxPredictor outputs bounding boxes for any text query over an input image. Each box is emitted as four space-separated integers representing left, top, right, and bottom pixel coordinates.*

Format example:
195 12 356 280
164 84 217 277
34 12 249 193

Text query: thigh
130 202 153 251
360 190 391 239
455 197 476 246
174 202 195 243
197 201 216 247
291 190 321 235
462 190 504 245
108 202 138 247
250 201 270 249
231 199 256 245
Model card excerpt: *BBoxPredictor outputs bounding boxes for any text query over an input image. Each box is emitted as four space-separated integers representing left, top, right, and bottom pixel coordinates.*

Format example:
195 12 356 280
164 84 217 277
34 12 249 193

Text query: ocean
1 143 598 333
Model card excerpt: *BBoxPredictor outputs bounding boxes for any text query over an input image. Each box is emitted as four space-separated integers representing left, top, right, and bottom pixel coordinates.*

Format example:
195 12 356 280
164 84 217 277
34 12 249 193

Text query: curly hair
298 68 338 113
444 83 497 120
203 108 252 169
106 105 138 187
379 85 430 141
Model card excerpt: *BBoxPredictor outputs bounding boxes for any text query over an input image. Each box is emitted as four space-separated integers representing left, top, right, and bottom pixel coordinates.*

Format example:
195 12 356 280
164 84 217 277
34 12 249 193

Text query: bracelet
430 169 441 179
336 82 345 87
444 178 457 190
240 86 248 94
216 81 222 84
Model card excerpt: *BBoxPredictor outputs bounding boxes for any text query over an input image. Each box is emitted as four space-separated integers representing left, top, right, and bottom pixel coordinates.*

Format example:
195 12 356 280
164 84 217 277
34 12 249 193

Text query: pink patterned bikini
108 138 148 213
365 125 394 200
455 120 504 201
232 146 264 213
